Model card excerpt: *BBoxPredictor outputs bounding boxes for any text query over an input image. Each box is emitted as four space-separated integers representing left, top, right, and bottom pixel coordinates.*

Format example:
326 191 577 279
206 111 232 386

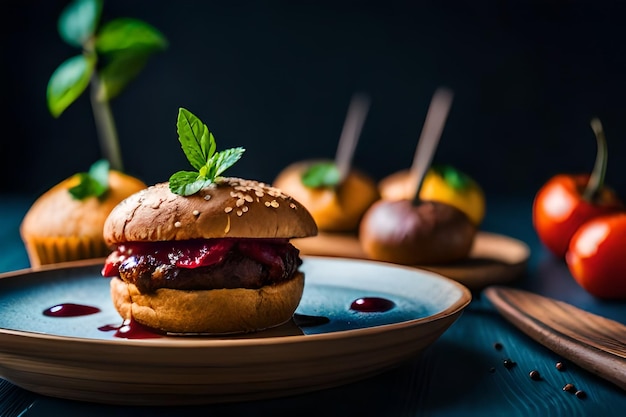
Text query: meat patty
112 240 302 293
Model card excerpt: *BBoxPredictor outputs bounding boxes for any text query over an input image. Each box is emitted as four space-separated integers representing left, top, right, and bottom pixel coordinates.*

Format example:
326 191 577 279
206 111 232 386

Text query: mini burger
102 178 318 334
101 107 317 334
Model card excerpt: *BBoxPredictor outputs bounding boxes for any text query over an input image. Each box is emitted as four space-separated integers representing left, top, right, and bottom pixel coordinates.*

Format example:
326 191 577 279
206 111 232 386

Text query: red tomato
532 174 622 258
566 213 626 299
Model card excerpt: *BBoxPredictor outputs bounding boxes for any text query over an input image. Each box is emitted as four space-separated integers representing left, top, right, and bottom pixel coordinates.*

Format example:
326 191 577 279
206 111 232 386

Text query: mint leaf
301 161 341 188
96 18 168 54
97 51 150 100
58 0 102 48
47 54 96 117
210 147 246 178
169 171 211 196
169 108 245 196
68 159 110 200
177 108 215 171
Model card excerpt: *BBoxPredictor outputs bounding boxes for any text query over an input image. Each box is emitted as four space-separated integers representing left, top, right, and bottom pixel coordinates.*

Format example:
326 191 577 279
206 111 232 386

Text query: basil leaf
58 0 102 48
169 171 211 196
177 108 214 171
210 147 246 178
95 18 168 54
301 161 341 188
96 51 150 101
68 159 110 200
47 54 96 117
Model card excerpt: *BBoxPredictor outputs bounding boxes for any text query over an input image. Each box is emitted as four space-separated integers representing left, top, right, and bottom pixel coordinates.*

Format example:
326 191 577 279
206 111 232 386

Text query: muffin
20 169 146 267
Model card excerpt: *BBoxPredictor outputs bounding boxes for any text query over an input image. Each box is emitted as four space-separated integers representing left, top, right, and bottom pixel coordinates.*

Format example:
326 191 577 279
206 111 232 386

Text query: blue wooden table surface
1 193 625 417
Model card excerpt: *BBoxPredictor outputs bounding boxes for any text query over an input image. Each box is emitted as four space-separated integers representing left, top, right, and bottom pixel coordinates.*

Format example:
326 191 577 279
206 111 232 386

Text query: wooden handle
484 286 626 391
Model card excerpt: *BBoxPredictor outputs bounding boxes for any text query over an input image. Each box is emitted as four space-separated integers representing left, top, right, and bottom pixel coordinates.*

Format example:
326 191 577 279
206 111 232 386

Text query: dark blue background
3 0 626 200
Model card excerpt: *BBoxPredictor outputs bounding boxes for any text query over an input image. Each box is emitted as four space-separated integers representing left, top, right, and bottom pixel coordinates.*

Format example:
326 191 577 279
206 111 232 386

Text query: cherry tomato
533 119 623 258
532 173 622 258
565 213 626 299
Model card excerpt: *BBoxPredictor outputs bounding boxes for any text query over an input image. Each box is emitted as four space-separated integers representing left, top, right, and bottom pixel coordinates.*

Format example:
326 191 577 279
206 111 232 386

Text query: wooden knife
483 286 626 391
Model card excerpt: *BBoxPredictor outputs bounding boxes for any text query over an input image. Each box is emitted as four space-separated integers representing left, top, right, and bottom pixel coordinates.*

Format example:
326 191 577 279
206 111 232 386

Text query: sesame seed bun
103 177 318 246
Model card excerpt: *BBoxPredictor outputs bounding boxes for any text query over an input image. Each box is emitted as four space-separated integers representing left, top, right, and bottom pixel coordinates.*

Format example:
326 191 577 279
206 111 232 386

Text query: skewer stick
409 88 454 204
335 93 371 183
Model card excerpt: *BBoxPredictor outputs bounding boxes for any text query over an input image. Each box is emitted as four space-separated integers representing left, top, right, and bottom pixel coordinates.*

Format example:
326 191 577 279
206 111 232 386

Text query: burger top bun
103 177 318 246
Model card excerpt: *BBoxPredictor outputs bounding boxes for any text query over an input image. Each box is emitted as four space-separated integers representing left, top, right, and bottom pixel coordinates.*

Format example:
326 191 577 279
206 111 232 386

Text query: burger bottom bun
110 272 305 334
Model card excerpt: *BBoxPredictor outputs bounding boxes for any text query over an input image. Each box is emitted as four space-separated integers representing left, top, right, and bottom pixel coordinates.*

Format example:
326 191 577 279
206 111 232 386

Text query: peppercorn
503 358 516 369
563 383 576 393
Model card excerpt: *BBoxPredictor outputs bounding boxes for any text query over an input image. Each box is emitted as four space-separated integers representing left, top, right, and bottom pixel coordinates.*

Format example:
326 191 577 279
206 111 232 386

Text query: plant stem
90 73 123 171
584 118 608 202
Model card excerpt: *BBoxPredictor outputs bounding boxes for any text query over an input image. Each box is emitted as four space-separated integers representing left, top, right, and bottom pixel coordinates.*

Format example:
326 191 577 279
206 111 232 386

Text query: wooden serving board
292 231 530 290
484 286 626 391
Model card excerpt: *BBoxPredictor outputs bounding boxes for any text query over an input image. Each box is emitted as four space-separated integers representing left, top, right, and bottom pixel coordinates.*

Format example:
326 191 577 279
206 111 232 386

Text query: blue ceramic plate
0 256 471 406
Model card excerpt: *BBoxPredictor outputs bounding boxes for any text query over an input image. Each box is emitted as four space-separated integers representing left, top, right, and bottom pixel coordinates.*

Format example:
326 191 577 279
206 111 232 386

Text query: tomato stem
584 118 608 202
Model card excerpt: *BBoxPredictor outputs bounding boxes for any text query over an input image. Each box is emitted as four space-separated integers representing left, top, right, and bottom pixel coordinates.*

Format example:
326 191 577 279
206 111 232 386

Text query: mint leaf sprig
169 108 245 196
69 159 110 200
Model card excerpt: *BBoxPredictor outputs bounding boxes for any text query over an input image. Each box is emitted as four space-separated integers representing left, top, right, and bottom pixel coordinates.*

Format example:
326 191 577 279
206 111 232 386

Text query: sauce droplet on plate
98 318 164 339
43 303 101 317
350 297 395 313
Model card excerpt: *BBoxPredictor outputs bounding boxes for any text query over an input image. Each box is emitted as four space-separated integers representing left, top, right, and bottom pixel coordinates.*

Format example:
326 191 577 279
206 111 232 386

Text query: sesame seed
230 191 238 198
236 199 245 207
236 210 243 216
174 221 182 228
255 190 264 197
204 195 211 201
265 201 271 207
244 195 253 202
242 206 249 212
192 210 200 216
290 203 296 209
270 200 279 208
224 207 233 213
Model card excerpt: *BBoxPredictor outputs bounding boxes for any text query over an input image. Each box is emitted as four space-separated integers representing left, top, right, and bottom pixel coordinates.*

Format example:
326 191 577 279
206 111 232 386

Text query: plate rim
0 255 472 348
